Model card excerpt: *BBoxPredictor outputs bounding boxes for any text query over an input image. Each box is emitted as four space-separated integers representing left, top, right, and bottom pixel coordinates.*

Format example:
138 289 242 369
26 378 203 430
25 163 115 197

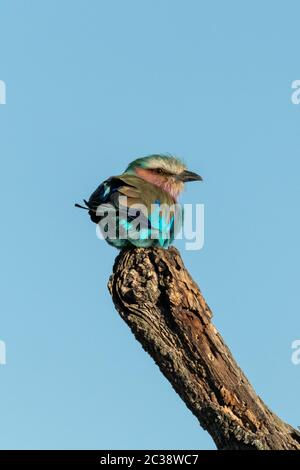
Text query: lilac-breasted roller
75 154 202 248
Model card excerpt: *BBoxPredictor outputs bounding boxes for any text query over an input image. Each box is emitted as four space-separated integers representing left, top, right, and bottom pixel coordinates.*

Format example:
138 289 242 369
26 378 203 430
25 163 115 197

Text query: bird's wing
86 175 182 245
116 175 183 244
116 174 175 208
87 175 173 210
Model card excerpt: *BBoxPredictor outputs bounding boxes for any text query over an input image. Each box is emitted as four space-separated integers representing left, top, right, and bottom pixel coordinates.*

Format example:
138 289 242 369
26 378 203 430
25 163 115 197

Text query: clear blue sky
0 0 300 450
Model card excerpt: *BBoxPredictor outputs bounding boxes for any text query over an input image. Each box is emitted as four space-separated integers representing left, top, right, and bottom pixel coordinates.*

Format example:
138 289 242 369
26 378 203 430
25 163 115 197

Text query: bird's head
125 154 202 200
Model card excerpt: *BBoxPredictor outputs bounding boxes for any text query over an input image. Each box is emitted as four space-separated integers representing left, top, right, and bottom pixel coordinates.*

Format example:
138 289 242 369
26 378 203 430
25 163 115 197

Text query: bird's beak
178 170 203 182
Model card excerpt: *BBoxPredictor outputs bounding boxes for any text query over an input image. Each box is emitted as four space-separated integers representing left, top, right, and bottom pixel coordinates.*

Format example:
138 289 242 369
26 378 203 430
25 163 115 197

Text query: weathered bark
108 247 300 450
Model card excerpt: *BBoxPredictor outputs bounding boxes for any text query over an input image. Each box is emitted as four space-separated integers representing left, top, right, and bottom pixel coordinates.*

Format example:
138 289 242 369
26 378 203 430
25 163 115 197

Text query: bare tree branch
108 247 300 450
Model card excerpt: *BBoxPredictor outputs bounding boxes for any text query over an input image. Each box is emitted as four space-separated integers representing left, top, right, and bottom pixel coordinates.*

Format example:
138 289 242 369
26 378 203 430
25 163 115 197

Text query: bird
75 154 202 249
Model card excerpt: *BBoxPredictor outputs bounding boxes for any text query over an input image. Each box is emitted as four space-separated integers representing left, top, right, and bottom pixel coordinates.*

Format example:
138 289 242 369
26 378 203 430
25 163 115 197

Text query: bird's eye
156 168 164 174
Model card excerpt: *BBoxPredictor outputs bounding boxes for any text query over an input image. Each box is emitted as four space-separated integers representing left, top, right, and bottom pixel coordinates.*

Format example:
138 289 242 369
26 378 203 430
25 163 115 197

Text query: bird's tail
75 199 100 223
74 199 90 210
